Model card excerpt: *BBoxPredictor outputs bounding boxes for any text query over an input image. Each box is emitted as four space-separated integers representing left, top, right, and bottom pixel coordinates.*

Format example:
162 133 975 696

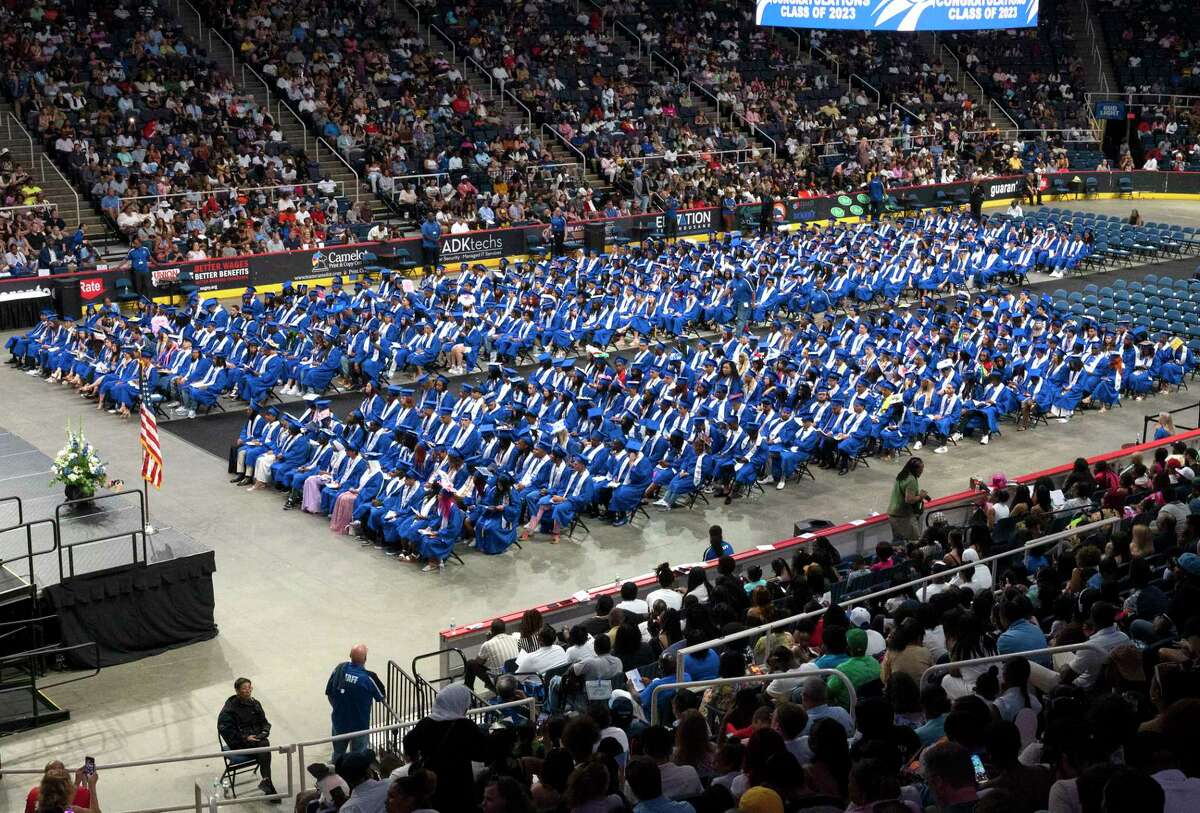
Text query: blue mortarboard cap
626 439 643 452
399 388 414 397
438 406 454 416
315 399 331 409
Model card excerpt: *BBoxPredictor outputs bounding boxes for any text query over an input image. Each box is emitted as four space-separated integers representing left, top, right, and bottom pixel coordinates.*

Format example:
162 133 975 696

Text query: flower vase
64 484 96 510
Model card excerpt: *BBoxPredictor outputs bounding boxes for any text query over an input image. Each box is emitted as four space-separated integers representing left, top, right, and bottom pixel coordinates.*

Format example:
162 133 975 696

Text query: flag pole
144 480 156 536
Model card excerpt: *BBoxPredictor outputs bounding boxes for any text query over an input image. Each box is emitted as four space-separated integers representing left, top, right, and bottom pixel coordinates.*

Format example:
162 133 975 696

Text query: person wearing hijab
401 684 488 812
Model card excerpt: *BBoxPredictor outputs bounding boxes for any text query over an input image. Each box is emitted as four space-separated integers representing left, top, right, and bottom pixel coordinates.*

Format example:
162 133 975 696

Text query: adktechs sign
439 234 506 263
79 277 106 300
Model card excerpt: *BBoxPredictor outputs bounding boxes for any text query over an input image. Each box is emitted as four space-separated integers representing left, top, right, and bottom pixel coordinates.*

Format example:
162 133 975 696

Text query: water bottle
221 777 232 798
210 778 222 805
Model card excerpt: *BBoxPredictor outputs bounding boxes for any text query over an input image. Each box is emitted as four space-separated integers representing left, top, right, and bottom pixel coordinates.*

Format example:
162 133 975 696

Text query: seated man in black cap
217 677 278 801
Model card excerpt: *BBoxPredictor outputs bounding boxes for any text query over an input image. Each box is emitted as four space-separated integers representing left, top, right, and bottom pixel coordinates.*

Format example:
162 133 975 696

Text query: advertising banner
755 0 1039 32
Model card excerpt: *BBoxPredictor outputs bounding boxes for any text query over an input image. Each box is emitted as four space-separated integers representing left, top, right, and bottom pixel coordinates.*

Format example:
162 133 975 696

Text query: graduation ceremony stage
0 424 217 671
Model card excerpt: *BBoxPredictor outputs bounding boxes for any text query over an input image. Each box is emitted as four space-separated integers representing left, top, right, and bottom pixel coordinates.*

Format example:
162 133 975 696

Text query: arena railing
118 182 345 213
436 429 1199 675
672 514 1121 681
919 642 1104 689
4 113 35 167
292 698 537 793
0 698 537 811
648 668 858 726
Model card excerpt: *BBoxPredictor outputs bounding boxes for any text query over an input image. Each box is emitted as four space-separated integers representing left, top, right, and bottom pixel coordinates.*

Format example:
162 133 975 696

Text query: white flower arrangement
50 419 109 496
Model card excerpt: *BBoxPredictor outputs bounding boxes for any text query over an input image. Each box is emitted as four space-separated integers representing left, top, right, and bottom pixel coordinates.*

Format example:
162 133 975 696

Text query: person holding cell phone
28 763 100 813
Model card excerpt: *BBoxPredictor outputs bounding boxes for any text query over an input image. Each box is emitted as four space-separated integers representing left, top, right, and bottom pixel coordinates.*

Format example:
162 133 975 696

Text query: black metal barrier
53 489 147 581
1141 401 1200 443
0 496 24 528
0 518 59 605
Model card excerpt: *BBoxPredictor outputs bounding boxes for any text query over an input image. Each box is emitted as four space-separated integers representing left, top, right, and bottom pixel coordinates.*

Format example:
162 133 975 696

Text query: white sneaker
652 498 669 508
165 400 180 407
1056 417 1070 424
776 480 786 490
912 441 923 450
187 409 196 419
421 563 437 572
934 445 948 454
950 432 963 442
25 368 40 375
979 434 989 445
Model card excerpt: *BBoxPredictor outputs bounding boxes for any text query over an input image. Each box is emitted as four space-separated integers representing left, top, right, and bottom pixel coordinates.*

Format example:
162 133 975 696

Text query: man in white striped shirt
464 618 521 692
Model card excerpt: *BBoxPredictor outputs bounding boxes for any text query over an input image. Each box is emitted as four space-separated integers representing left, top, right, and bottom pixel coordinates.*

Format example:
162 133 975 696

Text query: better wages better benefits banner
755 0 1038 32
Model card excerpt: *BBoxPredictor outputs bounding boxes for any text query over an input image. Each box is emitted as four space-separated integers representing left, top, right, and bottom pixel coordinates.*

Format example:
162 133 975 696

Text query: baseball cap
738 786 785 813
848 607 871 628
1178 552 1200 577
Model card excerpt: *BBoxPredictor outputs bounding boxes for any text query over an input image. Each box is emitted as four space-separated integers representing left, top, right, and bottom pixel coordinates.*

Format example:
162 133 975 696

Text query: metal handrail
240 63 271 105
649 668 858 726
465 55 494 96
674 514 1119 680
505 89 533 130
5 113 35 165
849 73 882 106
0 640 102 694
39 155 81 227
651 49 683 83
811 44 842 86
293 697 537 792
429 23 457 61
920 642 1103 685
118 181 342 208
317 137 362 203
542 123 587 165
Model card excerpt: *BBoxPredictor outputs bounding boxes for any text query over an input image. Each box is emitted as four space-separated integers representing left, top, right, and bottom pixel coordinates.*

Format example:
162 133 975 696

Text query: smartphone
970 753 987 784
83 757 96 776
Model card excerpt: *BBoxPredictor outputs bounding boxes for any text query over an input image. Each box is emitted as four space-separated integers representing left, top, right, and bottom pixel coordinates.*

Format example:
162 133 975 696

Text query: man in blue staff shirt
127 236 151 280
664 194 679 241
549 207 567 257
868 173 886 223
325 643 386 760
419 213 441 273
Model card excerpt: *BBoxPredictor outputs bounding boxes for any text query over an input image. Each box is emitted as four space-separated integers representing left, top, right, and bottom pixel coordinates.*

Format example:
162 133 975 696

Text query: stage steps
0 679 70 735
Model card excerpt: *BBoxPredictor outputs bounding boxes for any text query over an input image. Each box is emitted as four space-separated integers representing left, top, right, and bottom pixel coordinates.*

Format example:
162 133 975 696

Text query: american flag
139 371 163 489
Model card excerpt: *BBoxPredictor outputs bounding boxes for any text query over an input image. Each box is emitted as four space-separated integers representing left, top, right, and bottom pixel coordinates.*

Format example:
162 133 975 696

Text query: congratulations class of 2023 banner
755 0 1038 31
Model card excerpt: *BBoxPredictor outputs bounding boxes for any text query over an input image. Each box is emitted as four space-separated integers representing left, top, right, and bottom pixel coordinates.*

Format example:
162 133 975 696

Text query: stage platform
0 426 208 597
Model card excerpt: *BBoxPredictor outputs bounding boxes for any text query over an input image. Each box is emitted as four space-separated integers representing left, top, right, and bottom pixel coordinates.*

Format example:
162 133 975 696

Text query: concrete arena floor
1 198 1199 810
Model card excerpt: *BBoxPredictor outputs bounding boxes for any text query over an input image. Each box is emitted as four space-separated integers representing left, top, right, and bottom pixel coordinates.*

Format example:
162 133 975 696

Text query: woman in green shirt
888 457 930 541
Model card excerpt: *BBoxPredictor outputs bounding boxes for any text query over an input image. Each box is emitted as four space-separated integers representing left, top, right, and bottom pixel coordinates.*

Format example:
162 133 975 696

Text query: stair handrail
315 138 362 203
811 43 842 86
0 640 102 696
5 113 35 169
505 89 534 131
542 123 587 166
650 49 683 83
276 98 309 155
399 0 422 27
848 73 882 106
458 55 491 97
40 155 81 226
939 43 1019 131
429 23 457 62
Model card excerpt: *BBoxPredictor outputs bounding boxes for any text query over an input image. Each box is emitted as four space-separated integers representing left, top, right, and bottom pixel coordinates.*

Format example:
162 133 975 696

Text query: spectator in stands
24 762 94 813
325 644 385 760
640 724 703 799
626 755 694 812
1060 602 1131 689
31 766 100 813
828 629 881 709
402 685 488 812
921 741 978 812
465 618 521 692
336 750 388 813
513 625 568 676
217 677 278 799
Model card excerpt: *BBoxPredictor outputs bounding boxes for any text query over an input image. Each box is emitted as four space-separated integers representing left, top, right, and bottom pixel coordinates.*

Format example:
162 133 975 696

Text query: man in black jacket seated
218 677 279 800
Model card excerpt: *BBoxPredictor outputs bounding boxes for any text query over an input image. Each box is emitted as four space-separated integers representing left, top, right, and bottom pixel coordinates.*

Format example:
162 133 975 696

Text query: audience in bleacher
290 440 1200 811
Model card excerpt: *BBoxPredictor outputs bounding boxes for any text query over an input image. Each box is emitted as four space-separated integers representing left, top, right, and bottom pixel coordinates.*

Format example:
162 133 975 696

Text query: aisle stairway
168 1 395 225
0 103 115 252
